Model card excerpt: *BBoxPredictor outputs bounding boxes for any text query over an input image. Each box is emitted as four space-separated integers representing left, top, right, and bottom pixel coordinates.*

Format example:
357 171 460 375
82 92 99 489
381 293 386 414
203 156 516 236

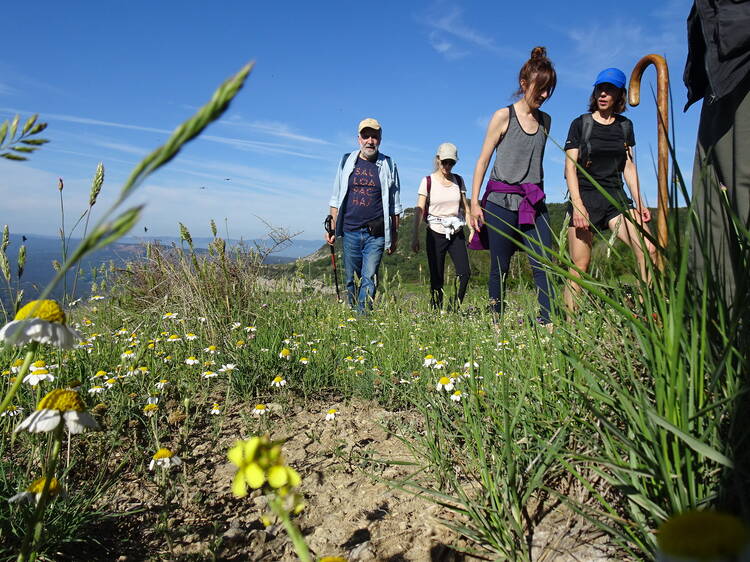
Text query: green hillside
291 203 683 288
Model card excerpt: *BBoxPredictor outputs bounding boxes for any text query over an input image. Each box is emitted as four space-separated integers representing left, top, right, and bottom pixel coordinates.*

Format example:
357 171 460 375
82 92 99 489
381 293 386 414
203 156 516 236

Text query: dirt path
96 399 613 561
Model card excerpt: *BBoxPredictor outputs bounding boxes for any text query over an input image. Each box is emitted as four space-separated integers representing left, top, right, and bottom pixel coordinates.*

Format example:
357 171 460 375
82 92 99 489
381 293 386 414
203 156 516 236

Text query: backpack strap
620 117 633 156
580 113 594 168
340 152 351 170
423 175 431 220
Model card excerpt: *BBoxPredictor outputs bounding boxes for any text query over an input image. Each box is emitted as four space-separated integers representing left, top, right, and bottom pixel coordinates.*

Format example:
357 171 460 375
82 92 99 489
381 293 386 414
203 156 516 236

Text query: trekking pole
323 215 341 302
628 54 670 271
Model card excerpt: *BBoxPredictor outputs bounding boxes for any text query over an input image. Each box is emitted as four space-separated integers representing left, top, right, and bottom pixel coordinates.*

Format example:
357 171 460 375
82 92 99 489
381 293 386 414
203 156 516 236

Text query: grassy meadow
1 64 748 561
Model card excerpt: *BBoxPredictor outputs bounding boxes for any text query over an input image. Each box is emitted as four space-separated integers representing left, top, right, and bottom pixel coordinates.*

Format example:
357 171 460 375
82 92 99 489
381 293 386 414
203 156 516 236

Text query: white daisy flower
1 405 23 417
185 333 198 341
149 448 182 471
185 356 200 365
325 408 338 421
155 379 169 389
423 355 437 367
162 312 178 320
252 404 267 417
90 295 105 301
202 371 218 379
279 348 292 360
0 300 80 349
210 403 221 415
218 364 236 373
88 386 105 394
231 322 242 330
204 345 218 354
23 369 55 386
271 376 286 388
15 389 99 434
436 376 455 392
9 477 62 504
450 390 463 402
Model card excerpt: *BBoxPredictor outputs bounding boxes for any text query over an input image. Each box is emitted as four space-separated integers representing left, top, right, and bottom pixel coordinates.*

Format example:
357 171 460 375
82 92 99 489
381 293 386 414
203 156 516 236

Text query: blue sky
0 0 699 243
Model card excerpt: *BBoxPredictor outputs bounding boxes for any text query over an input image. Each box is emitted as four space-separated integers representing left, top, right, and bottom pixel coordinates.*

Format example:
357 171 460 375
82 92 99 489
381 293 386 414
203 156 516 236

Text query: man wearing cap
325 118 402 312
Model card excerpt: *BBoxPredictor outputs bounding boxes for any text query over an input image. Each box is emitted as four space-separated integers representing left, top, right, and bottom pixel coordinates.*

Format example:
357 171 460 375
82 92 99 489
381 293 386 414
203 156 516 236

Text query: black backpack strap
340 152 351 169
580 113 594 167
620 118 633 159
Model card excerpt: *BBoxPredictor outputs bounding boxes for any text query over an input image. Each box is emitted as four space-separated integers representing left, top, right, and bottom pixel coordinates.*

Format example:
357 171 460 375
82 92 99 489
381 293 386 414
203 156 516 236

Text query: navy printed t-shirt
342 156 383 232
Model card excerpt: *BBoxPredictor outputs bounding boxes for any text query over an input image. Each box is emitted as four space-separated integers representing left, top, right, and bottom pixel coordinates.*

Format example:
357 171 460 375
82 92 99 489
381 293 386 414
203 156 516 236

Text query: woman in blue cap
562 67 657 312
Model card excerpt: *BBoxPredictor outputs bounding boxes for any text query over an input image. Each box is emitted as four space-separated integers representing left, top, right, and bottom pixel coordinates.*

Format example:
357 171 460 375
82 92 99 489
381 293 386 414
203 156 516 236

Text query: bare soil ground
88 398 615 561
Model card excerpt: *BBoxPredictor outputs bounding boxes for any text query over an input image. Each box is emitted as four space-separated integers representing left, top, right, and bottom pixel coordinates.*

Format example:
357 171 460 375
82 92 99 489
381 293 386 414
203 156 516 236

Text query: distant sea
0 233 322 309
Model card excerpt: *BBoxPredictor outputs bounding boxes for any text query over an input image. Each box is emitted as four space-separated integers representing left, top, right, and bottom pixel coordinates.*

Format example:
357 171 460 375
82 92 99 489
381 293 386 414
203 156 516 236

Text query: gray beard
360 146 378 160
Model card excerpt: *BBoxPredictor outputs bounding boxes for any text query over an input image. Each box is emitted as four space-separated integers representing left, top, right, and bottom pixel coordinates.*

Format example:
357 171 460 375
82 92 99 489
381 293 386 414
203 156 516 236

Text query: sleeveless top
487 104 550 210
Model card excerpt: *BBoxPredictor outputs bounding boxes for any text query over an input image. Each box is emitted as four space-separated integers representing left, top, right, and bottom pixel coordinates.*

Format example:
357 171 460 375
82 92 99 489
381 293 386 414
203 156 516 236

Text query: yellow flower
279 348 291 360
436 376 454 392
253 404 268 417
657 510 750 561
227 436 301 498
0 300 80 348
15 389 99 434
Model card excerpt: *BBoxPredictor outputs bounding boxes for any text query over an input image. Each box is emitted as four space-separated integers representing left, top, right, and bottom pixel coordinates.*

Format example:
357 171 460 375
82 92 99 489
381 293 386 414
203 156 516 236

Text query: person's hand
387 232 398 255
324 231 335 245
469 205 484 231
572 205 589 230
638 206 652 223
411 237 419 253
467 227 475 244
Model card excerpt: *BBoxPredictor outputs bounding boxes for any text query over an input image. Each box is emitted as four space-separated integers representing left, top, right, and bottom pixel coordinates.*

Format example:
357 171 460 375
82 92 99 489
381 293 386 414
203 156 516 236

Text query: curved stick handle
628 54 670 270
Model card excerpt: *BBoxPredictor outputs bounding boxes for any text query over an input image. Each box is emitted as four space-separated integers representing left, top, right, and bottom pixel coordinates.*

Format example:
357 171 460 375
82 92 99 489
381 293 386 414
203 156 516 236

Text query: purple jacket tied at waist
483 180 545 225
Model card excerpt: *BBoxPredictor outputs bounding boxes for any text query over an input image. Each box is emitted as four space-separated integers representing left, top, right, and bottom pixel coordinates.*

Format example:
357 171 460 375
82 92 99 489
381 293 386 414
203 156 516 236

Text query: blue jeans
342 228 386 313
485 200 554 323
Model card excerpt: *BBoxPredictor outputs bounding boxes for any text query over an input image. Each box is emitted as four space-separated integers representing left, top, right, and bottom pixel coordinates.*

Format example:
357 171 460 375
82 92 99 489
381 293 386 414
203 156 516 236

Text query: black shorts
568 188 633 232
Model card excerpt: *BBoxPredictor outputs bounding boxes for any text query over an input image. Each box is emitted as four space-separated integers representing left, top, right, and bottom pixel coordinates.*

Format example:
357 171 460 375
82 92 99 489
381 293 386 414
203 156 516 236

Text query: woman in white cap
563 67 657 312
412 142 472 309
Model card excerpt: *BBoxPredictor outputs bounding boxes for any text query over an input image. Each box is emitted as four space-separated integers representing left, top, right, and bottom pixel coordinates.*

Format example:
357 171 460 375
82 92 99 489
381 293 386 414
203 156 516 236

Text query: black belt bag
366 216 385 237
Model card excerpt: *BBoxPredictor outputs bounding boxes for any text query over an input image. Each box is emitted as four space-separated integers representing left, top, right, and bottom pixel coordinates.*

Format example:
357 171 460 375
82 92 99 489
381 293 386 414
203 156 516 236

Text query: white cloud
418 5 525 60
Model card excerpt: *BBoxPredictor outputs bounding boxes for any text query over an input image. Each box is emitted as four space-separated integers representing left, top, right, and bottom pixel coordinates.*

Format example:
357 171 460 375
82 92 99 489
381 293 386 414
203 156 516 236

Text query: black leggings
425 227 471 309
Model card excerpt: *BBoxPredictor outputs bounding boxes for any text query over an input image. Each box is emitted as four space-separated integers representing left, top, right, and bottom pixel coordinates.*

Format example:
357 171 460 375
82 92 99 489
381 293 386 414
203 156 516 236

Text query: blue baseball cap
594 68 626 89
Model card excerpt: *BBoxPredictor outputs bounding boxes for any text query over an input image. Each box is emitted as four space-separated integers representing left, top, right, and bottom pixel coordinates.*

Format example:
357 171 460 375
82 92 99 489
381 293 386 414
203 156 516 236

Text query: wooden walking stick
628 54 670 270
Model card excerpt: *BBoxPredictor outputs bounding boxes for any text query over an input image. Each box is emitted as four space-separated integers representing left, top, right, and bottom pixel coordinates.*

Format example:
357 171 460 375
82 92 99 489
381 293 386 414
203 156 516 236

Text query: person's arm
412 194 427 253
565 148 589 229
623 147 651 224
470 108 510 230
388 213 400 255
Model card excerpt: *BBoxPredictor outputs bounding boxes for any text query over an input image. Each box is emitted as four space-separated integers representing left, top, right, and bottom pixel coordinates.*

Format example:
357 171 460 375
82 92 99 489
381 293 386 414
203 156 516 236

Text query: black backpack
577 113 632 168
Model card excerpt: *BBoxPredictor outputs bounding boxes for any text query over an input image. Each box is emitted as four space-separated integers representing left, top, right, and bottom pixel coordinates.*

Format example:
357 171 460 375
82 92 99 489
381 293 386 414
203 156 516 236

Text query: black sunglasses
360 131 381 140
441 159 456 167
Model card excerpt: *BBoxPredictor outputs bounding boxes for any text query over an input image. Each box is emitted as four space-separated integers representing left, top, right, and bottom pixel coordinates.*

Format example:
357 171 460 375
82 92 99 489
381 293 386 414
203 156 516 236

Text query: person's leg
342 231 363 308
485 201 517 316
608 209 658 285
425 228 448 309
563 226 594 313
520 212 555 323
446 230 471 308
358 232 386 312
691 77 750 309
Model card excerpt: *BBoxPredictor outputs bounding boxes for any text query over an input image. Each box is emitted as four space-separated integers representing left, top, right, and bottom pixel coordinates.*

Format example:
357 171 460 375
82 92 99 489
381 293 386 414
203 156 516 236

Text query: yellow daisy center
254 404 267 411
31 360 47 368
36 389 85 412
327 409 337 414
438 377 451 385
152 448 174 460
15 300 66 324
27 477 61 495
144 404 158 412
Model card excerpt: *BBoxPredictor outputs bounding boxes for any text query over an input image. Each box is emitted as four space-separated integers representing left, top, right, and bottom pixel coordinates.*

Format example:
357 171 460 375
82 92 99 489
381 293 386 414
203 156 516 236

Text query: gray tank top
487 105 550 210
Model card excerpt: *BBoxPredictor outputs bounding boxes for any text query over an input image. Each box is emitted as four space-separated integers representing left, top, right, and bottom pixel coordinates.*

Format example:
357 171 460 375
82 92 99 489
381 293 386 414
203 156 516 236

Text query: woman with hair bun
562 68 657 312
469 46 556 329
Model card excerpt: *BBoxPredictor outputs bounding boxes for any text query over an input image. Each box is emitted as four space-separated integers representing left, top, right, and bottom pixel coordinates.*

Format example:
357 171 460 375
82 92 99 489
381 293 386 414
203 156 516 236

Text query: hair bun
530 46 547 60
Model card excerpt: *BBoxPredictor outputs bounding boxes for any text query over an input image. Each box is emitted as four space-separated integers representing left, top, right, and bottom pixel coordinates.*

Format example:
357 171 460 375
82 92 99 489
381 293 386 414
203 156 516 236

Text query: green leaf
11 146 35 153
20 138 49 146
22 114 38 135
1 152 27 161
9 114 19 140
647 410 733 468
0 120 7 146
29 122 47 135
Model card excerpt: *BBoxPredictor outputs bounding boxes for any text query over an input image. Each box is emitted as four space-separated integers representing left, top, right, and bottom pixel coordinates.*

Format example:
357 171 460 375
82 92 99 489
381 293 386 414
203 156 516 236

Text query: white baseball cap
436 142 458 161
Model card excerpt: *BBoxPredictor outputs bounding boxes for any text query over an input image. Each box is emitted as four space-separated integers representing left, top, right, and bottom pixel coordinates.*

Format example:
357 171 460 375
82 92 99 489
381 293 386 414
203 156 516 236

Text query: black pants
425 227 471 309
